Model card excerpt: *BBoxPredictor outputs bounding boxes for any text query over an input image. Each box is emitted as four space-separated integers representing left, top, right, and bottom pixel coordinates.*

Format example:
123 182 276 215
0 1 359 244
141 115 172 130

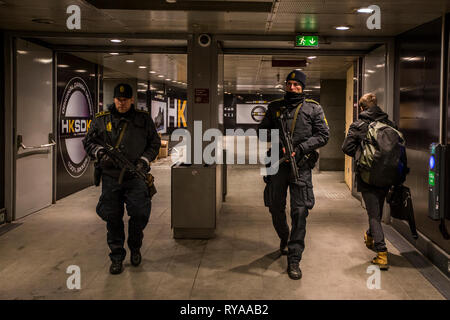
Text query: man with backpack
342 93 408 270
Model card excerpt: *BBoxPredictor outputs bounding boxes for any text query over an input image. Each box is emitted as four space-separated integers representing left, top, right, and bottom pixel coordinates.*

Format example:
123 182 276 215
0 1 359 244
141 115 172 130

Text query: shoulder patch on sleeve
95 111 110 118
305 99 320 105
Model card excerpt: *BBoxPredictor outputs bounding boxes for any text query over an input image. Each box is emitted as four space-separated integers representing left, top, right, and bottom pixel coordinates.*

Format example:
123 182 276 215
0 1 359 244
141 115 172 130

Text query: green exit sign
295 35 319 47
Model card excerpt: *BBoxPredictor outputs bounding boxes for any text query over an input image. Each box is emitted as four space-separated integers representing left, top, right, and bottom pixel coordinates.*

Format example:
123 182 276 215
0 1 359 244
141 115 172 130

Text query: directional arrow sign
295 35 319 47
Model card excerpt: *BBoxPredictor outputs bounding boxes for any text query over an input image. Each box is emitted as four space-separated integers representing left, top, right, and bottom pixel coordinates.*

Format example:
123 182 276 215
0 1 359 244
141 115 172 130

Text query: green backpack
356 120 408 187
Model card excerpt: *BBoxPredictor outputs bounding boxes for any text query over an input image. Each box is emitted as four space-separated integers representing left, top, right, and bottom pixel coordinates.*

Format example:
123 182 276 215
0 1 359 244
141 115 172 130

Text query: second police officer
258 70 329 280
83 84 161 275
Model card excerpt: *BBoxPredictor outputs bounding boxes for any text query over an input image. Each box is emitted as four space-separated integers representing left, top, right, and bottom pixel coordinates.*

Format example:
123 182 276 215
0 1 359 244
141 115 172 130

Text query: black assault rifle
276 109 300 183
92 135 157 199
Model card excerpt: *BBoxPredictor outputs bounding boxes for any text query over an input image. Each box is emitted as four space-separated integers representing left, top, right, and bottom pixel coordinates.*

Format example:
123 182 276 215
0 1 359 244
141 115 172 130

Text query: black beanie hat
286 70 306 89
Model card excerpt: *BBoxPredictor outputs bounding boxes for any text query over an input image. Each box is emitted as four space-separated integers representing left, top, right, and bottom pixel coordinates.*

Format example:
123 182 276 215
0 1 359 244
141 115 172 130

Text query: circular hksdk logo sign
251 105 267 123
58 77 94 178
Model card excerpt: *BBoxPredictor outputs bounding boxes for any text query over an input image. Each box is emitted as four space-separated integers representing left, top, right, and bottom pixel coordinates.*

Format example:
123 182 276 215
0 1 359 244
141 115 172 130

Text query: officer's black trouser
96 174 151 262
362 188 388 252
268 163 314 264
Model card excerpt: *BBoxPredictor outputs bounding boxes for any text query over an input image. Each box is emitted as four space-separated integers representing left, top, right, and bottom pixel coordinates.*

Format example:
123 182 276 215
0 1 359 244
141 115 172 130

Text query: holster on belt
147 173 157 199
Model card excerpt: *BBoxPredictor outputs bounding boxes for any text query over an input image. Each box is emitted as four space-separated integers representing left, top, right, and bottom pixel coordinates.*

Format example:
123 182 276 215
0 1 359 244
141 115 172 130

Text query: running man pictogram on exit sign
295 35 319 47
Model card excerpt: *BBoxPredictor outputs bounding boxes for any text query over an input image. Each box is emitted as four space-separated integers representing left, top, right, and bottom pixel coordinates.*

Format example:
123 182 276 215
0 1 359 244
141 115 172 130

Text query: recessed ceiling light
357 8 374 13
89 74 96 77
307 56 316 59
367 69 376 73
109 53 119 55
172 80 177 83
149 71 156 74
166 0 177 3
335 26 350 30
304 89 313 92
110 39 123 43
376 64 385 68
126 60 135 63
75 69 87 73
165 78 171 81
34 58 53 64
312 86 321 89
17 50 28 55
139 66 147 69
57 64 70 68
158 75 164 78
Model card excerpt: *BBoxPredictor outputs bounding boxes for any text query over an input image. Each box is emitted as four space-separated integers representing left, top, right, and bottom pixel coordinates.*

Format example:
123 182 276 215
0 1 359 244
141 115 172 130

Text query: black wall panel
0 32 5 211
397 17 450 253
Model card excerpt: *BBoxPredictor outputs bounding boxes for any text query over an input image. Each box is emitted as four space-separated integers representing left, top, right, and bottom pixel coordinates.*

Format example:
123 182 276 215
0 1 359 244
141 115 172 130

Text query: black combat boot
110 260 123 275
280 239 288 255
287 262 302 280
130 250 142 267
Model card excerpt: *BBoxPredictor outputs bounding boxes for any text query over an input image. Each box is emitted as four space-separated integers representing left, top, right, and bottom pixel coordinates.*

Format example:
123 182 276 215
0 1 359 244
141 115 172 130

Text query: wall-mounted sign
195 88 209 103
295 35 319 47
236 104 267 124
58 77 94 178
56 52 97 200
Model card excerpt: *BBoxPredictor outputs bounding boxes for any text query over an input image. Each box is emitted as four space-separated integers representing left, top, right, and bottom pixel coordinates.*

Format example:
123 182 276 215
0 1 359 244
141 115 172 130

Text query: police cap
114 83 133 99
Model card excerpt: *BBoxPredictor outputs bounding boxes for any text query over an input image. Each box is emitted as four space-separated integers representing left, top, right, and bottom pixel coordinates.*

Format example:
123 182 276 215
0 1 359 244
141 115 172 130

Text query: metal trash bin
171 162 222 239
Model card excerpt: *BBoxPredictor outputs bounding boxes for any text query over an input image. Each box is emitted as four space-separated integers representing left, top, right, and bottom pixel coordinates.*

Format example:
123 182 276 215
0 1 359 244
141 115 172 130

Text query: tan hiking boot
372 251 389 270
364 232 374 250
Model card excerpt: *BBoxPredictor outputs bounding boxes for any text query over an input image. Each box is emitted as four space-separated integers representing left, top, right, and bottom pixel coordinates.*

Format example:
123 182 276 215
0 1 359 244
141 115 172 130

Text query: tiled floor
0 159 446 300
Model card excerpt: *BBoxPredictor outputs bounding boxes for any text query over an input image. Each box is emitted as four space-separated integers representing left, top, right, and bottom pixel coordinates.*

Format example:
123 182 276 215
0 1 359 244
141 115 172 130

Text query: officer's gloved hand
96 147 107 161
97 148 114 168
294 146 304 164
136 158 150 175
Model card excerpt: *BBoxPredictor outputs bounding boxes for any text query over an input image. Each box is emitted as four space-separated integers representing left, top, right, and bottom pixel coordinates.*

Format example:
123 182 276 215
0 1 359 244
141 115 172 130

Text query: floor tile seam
187 243 208 300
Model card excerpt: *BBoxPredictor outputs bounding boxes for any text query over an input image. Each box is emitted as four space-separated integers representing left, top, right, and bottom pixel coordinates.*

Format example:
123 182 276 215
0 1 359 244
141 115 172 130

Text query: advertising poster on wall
56 53 97 200
151 96 167 133
236 103 267 124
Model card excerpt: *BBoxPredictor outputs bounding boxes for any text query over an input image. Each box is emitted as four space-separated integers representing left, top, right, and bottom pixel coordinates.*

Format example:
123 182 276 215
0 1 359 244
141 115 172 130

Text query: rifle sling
290 103 303 139
115 122 128 149
115 122 128 184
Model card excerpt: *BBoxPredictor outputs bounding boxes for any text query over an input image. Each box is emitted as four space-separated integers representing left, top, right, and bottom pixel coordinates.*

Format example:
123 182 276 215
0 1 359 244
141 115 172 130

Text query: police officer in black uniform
83 84 161 275
258 70 329 280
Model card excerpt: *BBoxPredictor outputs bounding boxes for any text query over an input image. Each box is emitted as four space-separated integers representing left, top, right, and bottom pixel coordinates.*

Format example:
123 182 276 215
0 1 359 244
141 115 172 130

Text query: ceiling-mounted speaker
198 34 211 47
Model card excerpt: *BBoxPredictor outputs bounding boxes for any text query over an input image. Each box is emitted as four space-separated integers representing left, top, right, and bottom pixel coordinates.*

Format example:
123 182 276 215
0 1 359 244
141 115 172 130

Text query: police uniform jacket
258 95 330 165
83 104 161 179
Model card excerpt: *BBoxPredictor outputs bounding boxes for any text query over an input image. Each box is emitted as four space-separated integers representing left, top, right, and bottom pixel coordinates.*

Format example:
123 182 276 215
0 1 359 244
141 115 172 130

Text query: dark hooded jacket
83 104 161 179
342 105 396 191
